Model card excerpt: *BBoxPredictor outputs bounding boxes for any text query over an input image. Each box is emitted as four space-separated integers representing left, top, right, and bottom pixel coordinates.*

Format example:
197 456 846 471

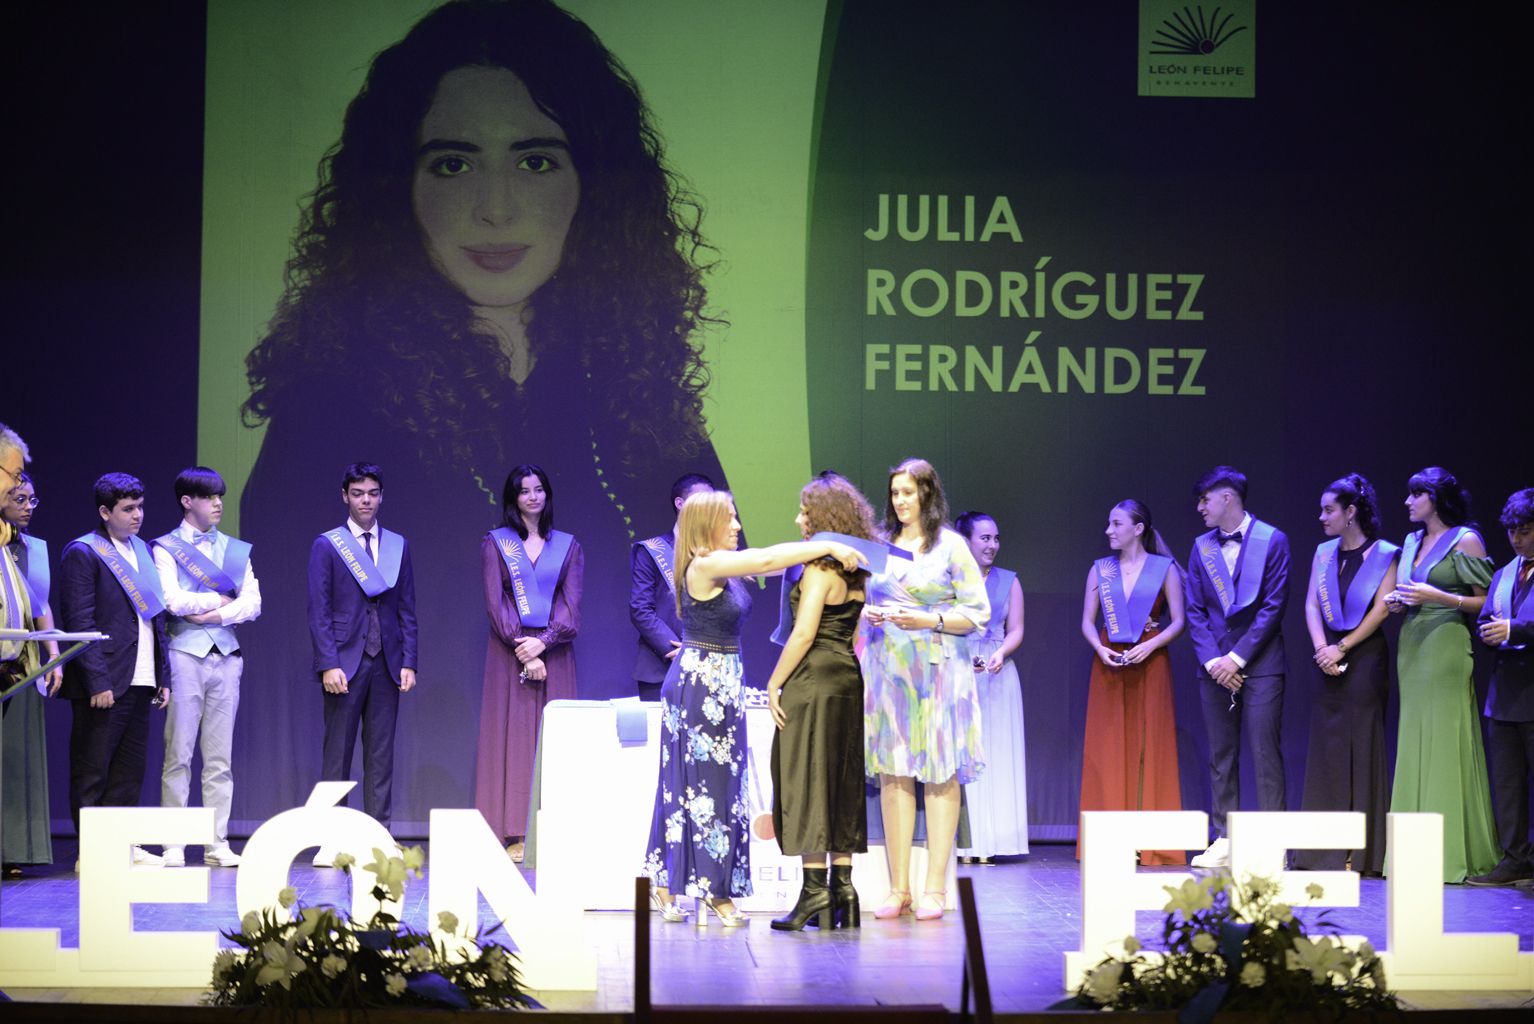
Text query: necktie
361 531 382 657
1218 530 1243 546
190 530 216 545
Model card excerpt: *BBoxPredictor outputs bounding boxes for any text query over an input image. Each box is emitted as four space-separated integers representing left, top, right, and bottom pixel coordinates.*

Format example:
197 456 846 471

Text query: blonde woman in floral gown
861 458 990 921
643 490 864 925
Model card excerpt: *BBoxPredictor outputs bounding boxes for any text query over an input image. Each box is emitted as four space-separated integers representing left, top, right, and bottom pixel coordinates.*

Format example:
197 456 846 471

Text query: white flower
1084 961 1124 1003
406 944 434 971
277 886 298 909
295 906 328 940
333 852 356 871
1287 935 1349 983
1305 881 1325 900
1122 935 1141 954
241 911 262 938
364 847 410 901
1357 940 1374 960
1191 931 1218 954
212 949 240 979
255 937 307 989
1239 961 1266 987
484 945 510 983
436 910 460 935
1272 902 1294 923
385 972 407 997
1162 878 1214 917
320 953 347 978
400 845 426 876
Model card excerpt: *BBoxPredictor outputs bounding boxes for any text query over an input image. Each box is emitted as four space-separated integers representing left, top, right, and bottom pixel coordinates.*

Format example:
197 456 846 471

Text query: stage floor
2 842 1530 1012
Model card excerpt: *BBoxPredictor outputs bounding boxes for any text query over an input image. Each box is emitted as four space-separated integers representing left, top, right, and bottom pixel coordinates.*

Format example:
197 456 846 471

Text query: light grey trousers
161 648 242 845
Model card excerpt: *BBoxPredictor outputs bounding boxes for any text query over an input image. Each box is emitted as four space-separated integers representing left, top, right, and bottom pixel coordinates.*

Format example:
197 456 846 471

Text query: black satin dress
770 583 869 856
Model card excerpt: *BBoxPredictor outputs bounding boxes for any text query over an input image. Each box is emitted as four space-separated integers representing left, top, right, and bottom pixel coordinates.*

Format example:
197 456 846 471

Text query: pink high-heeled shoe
873 890 912 919
914 891 945 921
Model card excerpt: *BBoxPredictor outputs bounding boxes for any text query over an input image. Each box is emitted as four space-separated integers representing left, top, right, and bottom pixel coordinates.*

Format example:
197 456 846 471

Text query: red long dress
1078 594 1185 865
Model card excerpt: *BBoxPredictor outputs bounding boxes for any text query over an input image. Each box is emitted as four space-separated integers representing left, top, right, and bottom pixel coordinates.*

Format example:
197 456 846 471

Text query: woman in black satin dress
766 474 878 931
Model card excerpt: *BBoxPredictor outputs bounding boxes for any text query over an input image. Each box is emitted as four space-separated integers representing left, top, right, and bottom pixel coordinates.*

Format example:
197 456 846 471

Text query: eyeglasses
8 493 37 509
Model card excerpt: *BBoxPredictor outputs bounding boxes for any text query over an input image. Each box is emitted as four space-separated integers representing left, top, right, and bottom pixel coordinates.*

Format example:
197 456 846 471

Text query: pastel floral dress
643 578 753 899
861 528 991 783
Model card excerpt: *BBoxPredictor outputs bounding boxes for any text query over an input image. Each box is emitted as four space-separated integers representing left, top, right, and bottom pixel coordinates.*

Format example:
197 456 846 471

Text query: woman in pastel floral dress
861 458 990 921
644 490 863 925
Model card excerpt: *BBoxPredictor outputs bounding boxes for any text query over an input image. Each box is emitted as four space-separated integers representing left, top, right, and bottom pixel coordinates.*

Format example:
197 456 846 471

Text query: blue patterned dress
643 578 753 899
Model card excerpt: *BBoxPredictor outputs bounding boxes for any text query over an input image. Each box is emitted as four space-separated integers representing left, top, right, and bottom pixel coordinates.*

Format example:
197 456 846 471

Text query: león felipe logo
1149 5 1248 56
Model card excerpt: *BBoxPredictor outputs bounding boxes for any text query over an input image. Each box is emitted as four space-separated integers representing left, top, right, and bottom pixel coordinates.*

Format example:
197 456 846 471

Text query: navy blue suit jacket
59 530 170 699
307 527 417 683
1478 559 1534 723
1184 518 1291 678
629 536 680 684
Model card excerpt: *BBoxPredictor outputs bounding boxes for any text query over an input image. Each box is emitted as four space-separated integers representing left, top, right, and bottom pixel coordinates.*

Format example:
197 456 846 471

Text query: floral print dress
861 527 991 784
643 578 753 899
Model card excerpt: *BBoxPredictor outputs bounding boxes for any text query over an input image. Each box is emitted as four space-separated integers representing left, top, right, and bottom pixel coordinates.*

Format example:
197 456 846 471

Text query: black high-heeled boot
771 867 831 931
830 863 861 929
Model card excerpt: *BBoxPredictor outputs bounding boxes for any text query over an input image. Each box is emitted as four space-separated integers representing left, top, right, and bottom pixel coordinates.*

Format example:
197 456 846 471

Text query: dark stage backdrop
5 1 1523 839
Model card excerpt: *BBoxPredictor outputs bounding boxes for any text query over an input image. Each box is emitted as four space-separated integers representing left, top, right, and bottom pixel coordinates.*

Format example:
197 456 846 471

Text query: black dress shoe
772 868 831 931
1465 861 1533 887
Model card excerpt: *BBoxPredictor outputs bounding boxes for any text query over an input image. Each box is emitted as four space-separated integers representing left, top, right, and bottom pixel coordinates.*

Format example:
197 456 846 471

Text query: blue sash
810 532 894 574
1489 558 1529 650
1195 519 1275 616
770 563 806 646
154 532 249 597
639 535 676 594
1314 538 1398 631
490 527 573 629
323 526 402 600
18 533 49 609
1096 555 1170 643
1399 526 1469 584
984 566 1018 638
78 532 166 621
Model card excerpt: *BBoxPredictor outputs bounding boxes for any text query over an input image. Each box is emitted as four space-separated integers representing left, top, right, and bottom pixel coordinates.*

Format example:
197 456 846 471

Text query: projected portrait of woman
236 0 732 813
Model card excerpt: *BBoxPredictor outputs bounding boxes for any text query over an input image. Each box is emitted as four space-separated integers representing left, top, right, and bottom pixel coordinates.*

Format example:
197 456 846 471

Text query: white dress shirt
111 535 157 688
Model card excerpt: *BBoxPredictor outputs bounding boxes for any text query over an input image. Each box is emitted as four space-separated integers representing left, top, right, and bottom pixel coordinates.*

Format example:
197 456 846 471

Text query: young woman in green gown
1385 466 1499 883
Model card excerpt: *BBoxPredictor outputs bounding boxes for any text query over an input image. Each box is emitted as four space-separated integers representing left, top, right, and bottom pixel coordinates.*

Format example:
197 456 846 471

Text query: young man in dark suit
1470 488 1534 888
628 472 714 702
1183 466 1291 868
59 473 171 866
308 462 417 838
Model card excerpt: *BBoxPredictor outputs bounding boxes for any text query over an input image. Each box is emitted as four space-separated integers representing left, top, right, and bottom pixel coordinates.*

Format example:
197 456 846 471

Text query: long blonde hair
675 489 735 616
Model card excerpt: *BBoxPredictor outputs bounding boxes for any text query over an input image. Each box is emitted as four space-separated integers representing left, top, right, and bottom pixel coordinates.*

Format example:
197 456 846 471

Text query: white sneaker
162 846 186 867
205 844 242 867
1190 837 1230 868
131 846 166 867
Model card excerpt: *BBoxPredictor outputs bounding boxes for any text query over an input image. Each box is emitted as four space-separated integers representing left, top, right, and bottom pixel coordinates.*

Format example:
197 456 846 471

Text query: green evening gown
1388 549 1498 883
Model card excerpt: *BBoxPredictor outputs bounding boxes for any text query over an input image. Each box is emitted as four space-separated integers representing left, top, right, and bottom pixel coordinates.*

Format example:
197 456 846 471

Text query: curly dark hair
1324 473 1381 541
801 472 876 584
882 458 948 553
242 0 717 472
1500 488 1534 531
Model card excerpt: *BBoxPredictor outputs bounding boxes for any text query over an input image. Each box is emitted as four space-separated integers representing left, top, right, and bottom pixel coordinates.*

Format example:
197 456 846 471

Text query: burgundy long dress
473 532 583 841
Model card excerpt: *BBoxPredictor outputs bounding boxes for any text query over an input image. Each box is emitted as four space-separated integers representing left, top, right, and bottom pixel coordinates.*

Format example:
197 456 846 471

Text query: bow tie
1218 530 1243 546
189 530 217 545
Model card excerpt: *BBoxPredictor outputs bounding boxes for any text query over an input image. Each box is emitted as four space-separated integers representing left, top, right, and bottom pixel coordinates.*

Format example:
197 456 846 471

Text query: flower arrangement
1063 874 1397 1019
204 846 534 1010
